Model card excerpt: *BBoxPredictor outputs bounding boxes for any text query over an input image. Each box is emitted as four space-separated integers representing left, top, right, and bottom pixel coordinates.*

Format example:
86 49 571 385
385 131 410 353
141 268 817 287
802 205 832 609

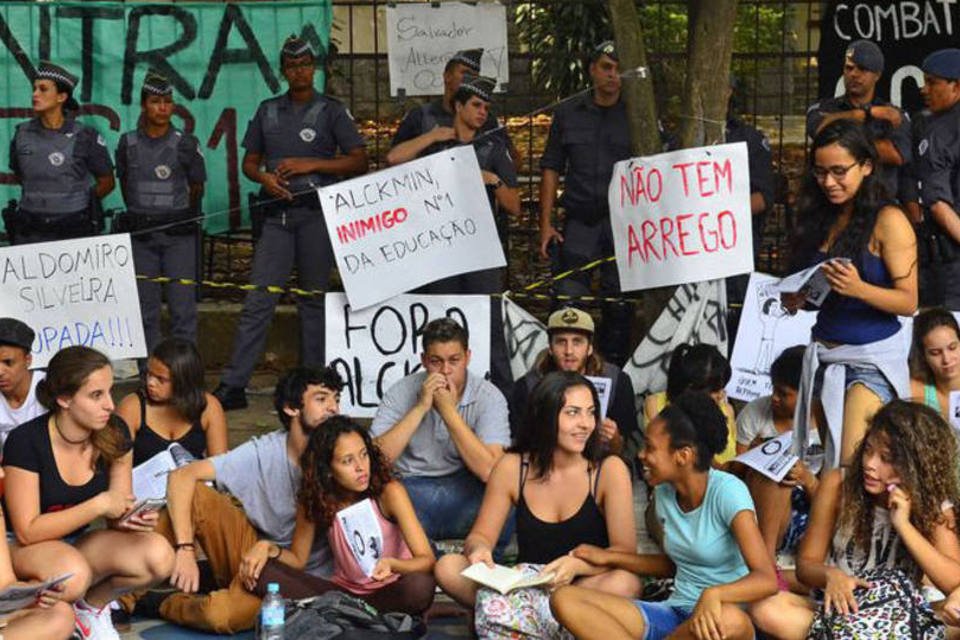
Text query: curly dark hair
298 416 394 529
665 344 731 400
659 391 729 472
789 119 889 272
840 400 960 567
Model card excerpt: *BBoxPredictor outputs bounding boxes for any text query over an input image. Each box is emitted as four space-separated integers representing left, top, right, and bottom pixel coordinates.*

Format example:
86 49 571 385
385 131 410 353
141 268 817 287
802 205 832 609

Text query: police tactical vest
263 98 328 192
123 130 190 215
15 120 90 214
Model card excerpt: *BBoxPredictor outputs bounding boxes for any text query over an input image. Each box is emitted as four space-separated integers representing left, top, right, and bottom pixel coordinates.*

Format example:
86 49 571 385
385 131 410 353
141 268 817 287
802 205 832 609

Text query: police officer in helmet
116 70 207 354
213 36 368 410
6 61 114 244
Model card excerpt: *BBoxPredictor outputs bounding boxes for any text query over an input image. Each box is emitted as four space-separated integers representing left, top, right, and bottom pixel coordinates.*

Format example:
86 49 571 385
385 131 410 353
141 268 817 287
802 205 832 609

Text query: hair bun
35 378 53 410
672 391 728 456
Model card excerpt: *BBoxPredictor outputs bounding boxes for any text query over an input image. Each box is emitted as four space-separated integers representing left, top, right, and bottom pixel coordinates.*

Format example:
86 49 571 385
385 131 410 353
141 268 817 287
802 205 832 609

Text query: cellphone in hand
120 498 166 523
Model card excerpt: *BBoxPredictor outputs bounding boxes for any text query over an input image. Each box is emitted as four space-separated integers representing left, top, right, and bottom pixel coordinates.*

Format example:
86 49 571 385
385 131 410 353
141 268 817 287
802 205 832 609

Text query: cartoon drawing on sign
754 287 788 374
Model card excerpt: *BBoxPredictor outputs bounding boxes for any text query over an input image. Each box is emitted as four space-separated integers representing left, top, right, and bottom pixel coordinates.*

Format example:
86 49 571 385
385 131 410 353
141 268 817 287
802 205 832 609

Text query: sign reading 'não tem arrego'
317 145 506 310
0 234 146 366
609 142 754 292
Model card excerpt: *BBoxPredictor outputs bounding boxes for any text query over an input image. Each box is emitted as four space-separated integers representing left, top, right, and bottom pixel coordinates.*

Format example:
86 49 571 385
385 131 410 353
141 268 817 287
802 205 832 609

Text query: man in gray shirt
371 318 511 546
121 367 343 634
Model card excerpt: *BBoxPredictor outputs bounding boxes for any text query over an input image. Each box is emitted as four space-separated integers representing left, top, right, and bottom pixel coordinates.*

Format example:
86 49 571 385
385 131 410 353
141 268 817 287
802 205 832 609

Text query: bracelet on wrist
268 544 281 559
174 542 195 551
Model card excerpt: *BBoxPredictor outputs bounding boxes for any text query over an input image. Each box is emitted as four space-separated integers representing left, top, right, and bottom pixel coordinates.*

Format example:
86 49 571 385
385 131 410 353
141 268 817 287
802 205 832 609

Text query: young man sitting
0 318 44 446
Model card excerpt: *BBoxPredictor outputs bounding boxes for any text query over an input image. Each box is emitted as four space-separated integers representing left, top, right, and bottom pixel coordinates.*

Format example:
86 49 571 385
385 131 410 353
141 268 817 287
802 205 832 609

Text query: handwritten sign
0 234 146 366
385 2 508 96
727 273 816 402
317 146 505 310
609 142 754 291
325 292 490 418
503 295 548 381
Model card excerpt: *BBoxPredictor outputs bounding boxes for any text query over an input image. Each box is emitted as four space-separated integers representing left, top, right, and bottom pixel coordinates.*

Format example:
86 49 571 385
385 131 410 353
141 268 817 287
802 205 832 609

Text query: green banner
0 1 333 233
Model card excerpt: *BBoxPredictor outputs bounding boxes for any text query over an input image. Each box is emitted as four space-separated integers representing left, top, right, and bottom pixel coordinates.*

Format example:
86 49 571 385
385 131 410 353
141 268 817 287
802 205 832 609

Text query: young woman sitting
435 371 639 638
550 391 777 640
750 400 960 639
908 307 960 420
116 338 227 466
251 416 436 615
3 346 175 640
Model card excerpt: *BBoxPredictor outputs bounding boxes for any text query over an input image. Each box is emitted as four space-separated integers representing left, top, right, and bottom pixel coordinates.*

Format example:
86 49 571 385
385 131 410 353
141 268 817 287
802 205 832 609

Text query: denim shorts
635 601 692 640
813 363 897 405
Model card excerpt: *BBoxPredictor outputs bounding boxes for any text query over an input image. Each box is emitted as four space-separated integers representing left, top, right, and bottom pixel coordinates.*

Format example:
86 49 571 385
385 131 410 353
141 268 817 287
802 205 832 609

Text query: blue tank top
811 250 901 345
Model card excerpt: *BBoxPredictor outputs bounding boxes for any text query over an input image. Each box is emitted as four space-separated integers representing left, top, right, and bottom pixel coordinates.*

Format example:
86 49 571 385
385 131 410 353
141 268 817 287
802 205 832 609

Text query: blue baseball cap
922 48 960 80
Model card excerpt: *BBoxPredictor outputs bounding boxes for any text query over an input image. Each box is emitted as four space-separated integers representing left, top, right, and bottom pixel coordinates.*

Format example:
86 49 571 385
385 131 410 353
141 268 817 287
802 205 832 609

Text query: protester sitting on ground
435 372 640 637
737 346 821 593
509 307 639 455
0 478 74 640
783 119 917 470
643 343 738 465
116 338 227 466
371 318 511 551
2 346 174 640
0 318 44 446
252 417 435 614
550 391 777 640
750 401 960 639
123 367 342 634
908 307 960 419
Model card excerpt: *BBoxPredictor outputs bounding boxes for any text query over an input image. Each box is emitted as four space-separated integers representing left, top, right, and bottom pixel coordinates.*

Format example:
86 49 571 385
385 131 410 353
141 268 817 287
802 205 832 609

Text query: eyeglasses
811 161 861 181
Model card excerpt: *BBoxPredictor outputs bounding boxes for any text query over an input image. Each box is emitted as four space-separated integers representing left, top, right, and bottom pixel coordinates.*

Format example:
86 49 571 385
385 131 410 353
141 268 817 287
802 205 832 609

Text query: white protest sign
502 295 548 381
727 273 816 402
318 146 506 310
585 375 612 418
609 142 754 291
0 234 146 366
733 431 798 483
950 391 960 432
337 499 384 577
325 292 491 418
385 2 509 96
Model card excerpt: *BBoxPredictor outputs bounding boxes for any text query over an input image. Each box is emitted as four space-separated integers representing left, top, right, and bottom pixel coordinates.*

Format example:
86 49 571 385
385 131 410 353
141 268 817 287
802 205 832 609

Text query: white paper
950 391 960 432
609 143 754 291
733 431 798 483
385 2 509 96
585 376 612 418
325 292 490 418
0 234 146 366
0 573 72 614
773 260 836 307
132 443 196 501
336 499 384 578
318 147 506 309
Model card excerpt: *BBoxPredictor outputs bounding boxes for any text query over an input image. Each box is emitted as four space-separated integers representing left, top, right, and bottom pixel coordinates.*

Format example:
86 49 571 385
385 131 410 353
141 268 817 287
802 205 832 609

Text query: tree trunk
606 0 659 156
677 0 740 148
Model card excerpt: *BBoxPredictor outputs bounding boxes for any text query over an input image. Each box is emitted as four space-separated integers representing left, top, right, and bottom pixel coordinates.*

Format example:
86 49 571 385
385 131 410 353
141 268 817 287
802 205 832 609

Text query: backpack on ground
283 590 426 640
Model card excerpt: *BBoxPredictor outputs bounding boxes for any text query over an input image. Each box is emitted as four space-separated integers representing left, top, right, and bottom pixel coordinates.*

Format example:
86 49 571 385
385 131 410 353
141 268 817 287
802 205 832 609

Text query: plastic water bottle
258 582 285 639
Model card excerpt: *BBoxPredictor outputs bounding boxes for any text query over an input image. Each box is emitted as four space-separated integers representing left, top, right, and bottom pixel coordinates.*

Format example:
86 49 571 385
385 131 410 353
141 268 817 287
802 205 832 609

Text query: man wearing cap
6 61 114 244
386 74 519 395
116 70 206 354
539 41 634 366
508 307 639 454
0 318 44 446
806 39 911 200
213 36 368 410
389 48 513 161
915 48 960 307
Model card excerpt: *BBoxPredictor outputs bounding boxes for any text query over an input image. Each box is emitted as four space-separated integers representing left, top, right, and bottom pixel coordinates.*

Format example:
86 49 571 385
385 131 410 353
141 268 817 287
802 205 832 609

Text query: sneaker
74 600 121 640
213 383 247 411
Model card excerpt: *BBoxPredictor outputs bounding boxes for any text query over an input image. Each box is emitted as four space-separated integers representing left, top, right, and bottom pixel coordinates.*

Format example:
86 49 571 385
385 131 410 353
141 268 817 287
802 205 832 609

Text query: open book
460 563 554 595
773 258 850 308
132 442 197 501
0 573 72 615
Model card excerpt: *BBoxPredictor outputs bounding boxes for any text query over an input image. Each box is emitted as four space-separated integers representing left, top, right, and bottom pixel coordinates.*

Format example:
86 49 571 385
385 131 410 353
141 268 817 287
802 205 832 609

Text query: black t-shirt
2 413 131 538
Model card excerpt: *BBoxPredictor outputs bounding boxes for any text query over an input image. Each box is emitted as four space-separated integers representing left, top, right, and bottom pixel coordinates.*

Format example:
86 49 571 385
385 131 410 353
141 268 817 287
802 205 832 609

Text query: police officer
806 40 911 201
6 61 114 244
387 75 519 394
539 41 633 366
915 48 960 308
213 36 368 410
116 70 206 353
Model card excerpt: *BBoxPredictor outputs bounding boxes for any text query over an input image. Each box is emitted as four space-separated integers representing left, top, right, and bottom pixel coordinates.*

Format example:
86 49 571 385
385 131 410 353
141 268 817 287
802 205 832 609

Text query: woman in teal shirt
908 307 960 419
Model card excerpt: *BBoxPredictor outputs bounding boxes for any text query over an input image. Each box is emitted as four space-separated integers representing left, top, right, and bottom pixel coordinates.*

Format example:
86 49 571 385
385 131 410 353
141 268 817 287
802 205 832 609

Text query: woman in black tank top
434 372 640 632
116 338 227 466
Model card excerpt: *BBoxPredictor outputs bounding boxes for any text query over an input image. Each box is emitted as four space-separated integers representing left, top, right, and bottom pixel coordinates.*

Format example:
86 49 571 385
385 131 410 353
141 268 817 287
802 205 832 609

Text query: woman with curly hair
784 119 917 470
252 416 436 614
908 307 960 420
750 400 960 639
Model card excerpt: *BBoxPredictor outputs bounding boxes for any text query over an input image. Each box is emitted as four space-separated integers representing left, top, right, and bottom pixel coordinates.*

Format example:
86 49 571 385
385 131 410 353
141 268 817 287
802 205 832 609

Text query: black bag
282 590 426 640
915 218 958 266
806 568 944 640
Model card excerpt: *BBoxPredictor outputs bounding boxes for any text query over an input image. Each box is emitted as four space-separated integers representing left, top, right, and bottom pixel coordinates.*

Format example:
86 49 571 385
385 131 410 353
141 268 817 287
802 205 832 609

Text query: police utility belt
114 209 198 235
8 201 101 236
916 213 960 265
254 189 321 215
